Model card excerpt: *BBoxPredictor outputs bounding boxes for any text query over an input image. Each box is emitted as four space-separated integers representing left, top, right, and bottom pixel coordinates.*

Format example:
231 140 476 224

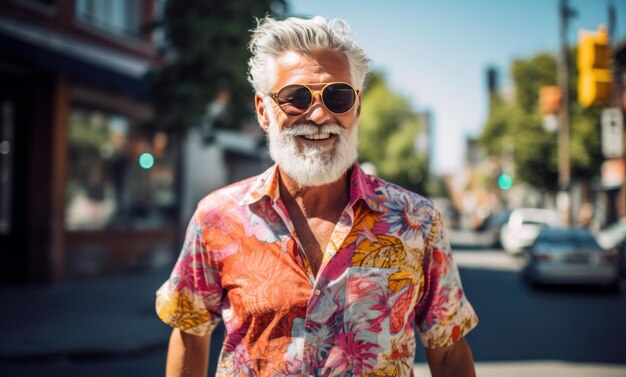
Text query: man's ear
355 93 362 118
255 93 270 132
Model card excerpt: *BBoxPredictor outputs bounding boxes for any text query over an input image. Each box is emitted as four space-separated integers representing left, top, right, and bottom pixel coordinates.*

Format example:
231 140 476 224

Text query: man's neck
277 168 350 221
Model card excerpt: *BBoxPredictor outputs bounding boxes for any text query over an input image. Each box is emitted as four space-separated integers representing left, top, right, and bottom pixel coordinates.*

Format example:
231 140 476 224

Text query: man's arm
425 337 476 377
166 328 211 377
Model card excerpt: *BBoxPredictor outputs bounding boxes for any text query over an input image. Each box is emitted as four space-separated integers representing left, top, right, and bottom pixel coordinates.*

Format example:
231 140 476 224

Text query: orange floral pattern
156 164 478 376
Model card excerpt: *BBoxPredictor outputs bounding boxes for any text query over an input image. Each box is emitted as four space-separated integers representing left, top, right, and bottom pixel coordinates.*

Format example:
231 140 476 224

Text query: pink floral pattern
156 164 478 376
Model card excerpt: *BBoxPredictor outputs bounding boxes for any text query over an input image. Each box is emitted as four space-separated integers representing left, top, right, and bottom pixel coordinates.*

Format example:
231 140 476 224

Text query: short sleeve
414 209 478 348
156 210 223 336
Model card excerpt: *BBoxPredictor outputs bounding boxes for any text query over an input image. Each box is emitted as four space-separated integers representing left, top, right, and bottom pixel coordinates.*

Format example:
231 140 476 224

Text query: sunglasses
268 82 359 116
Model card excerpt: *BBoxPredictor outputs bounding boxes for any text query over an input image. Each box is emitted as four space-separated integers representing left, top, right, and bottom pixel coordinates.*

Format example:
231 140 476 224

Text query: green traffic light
498 174 513 190
139 152 154 169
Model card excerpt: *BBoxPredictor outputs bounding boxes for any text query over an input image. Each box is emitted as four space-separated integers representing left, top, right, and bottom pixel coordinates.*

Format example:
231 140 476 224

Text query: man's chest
214 207 426 320
290 216 337 277
207 204 430 376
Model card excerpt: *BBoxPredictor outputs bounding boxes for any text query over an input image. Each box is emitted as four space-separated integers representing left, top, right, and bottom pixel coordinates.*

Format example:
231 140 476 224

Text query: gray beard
264 100 359 188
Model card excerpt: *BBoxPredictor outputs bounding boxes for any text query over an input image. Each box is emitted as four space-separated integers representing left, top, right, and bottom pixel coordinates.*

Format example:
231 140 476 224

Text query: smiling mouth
301 132 332 140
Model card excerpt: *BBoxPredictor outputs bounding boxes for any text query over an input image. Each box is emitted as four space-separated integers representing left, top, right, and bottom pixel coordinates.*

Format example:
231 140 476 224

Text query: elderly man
157 16 478 377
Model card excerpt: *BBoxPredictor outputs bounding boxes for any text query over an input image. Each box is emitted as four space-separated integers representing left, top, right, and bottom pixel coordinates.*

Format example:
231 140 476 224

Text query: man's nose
304 94 332 124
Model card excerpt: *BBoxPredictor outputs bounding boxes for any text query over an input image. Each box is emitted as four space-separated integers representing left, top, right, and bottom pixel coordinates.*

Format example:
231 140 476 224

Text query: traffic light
577 26 612 108
498 174 513 190
539 86 561 115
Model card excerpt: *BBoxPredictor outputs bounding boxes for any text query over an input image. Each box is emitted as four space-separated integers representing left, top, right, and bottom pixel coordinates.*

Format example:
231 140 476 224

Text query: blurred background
0 0 625 376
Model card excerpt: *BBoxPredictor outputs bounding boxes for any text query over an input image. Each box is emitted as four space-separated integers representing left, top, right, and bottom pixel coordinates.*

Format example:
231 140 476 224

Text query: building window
75 0 141 39
66 107 177 230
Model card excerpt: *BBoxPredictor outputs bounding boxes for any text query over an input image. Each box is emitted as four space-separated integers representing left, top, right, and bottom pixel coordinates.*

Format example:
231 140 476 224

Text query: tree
147 0 287 133
359 72 429 194
511 53 557 114
479 50 602 192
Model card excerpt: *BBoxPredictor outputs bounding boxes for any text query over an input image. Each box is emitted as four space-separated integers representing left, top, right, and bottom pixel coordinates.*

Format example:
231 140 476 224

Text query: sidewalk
447 228 497 249
0 270 171 360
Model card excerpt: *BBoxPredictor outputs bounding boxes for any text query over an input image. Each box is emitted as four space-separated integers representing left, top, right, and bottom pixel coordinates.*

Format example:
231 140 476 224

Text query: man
157 16 478 377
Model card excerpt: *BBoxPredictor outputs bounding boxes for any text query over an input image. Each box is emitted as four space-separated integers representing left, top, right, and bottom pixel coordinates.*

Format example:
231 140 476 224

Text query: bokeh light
139 152 154 169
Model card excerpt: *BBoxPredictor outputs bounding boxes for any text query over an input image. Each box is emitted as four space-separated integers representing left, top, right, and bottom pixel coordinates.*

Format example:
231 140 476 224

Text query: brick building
0 0 179 282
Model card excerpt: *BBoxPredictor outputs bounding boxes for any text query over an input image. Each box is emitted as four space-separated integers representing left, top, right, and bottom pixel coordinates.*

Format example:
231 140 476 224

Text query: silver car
522 228 620 291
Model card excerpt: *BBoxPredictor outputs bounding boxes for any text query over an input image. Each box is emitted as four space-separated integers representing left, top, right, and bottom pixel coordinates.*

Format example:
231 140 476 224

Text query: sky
289 0 626 174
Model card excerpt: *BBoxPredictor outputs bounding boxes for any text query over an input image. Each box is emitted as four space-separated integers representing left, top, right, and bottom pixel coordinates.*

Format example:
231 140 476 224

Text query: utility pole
608 1 626 220
557 0 576 225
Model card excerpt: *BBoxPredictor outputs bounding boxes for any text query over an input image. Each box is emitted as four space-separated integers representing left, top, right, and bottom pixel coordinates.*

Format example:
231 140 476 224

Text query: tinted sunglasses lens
323 83 356 113
276 85 312 115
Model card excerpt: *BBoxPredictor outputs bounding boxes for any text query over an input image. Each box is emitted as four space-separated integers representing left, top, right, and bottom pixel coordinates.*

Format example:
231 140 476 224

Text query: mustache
280 123 344 137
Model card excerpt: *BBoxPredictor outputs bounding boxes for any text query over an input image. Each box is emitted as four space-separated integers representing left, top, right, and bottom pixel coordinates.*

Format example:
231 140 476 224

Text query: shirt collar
238 164 281 207
239 163 384 212
348 162 384 212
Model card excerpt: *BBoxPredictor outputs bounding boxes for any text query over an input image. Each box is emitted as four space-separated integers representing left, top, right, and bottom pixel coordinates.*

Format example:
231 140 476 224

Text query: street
1 249 625 376
451 250 626 365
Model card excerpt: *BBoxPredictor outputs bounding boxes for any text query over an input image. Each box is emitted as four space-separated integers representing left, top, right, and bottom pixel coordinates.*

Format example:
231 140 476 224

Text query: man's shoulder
369 175 437 213
196 174 262 213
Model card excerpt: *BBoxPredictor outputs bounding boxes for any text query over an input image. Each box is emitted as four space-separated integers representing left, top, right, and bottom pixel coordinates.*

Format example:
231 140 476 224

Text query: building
0 0 178 282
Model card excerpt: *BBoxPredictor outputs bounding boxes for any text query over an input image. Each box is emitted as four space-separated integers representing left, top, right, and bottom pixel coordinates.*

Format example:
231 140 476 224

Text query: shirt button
314 289 321 296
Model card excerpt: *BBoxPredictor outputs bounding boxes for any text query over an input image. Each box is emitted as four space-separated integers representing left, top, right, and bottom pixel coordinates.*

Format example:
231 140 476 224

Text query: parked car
521 227 620 291
596 217 626 276
481 209 512 248
500 208 559 253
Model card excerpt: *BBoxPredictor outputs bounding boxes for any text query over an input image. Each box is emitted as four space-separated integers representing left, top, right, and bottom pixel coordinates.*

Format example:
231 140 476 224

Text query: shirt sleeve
156 209 223 336
414 209 478 348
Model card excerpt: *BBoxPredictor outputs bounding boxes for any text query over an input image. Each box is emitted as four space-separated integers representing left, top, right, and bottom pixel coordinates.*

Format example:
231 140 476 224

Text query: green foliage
480 94 513 156
479 50 602 192
359 73 429 194
359 78 412 162
511 111 558 189
511 53 557 113
147 0 287 131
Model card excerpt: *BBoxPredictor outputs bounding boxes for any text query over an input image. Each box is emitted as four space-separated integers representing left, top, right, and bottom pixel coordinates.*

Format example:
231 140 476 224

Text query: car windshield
536 230 599 248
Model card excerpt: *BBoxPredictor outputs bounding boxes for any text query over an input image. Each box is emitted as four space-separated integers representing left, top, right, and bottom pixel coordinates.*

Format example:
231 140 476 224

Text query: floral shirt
156 163 478 377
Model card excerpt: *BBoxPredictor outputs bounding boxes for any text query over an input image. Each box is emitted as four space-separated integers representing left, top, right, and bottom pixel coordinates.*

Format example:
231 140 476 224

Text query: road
451 250 626 365
1 249 625 376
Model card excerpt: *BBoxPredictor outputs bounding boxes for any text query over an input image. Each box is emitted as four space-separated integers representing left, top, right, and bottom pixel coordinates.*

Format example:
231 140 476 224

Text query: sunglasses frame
268 82 360 116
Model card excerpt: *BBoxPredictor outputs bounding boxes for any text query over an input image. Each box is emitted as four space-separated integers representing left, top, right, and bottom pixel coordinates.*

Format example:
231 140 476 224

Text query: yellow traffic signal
577 26 612 108
539 86 561 114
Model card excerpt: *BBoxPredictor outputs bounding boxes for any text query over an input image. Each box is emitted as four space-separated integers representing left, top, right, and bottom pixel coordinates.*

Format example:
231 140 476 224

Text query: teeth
303 133 331 140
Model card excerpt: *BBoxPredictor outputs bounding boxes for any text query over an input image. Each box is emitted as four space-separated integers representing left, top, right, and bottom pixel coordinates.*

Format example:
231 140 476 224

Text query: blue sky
289 0 626 174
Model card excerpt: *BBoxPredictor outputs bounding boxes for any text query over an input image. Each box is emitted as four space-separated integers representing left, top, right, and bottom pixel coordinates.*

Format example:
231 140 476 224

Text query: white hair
248 16 371 94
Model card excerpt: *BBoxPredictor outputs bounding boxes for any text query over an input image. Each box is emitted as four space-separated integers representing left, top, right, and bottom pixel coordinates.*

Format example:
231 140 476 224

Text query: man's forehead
272 50 352 85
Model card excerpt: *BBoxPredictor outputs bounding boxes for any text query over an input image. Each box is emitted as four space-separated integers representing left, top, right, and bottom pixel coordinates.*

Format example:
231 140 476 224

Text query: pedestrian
156 15 478 377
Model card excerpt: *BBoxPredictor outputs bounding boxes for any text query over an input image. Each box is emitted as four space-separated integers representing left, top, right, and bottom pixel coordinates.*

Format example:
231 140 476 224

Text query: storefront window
75 0 141 39
66 107 177 230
